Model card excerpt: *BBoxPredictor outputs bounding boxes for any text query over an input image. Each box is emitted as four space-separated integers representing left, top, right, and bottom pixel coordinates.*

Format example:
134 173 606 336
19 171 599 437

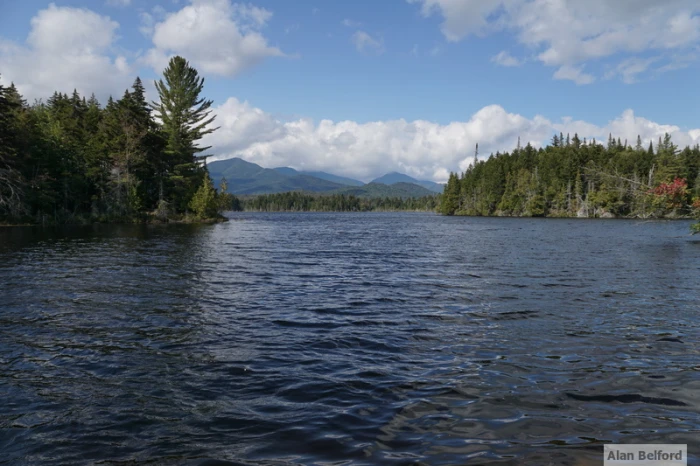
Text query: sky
1 0 700 182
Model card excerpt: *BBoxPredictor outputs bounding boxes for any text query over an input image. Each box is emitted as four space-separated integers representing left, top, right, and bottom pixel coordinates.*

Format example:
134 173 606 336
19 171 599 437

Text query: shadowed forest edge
439 138 700 233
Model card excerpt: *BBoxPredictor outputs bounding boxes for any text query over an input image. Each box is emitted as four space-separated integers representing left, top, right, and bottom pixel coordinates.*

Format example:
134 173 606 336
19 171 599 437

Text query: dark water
2 213 700 465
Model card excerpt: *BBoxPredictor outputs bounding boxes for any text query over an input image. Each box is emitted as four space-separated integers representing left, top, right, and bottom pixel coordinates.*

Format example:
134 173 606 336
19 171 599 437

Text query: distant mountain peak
207 157 441 196
371 172 443 193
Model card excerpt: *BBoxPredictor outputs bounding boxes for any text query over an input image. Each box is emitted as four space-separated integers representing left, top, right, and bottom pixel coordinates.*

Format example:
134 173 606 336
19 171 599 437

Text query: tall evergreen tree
440 172 460 215
151 56 218 211
0 78 24 218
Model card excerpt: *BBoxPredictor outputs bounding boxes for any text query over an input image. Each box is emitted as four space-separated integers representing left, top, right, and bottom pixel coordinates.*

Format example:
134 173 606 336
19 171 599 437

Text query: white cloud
139 6 167 37
409 0 700 83
352 31 385 55
0 4 133 102
408 0 508 41
284 23 300 34
140 12 155 36
491 50 521 67
203 99 700 183
605 57 659 84
342 19 362 28
144 0 284 77
553 65 595 85
553 109 700 149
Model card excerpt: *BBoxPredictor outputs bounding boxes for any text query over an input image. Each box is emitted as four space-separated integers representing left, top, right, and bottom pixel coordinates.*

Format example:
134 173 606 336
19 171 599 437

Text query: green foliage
439 133 700 226
0 78 25 218
152 56 218 209
241 192 439 212
0 58 222 224
217 177 236 212
189 174 219 219
440 173 460 215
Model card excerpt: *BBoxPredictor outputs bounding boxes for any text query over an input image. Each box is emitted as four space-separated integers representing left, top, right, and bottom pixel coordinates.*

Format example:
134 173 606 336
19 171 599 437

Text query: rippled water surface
2 213 700 465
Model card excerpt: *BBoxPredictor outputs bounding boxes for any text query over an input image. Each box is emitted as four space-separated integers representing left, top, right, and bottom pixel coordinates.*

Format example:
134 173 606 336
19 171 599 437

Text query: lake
1 213 699 465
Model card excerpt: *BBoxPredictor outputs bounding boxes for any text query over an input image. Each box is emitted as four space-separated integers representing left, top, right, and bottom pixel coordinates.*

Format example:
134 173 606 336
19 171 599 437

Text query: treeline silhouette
440 134 700 229
239 192 439 212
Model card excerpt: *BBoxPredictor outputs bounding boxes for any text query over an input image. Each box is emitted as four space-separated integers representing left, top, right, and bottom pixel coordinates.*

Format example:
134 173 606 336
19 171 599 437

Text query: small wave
567 393 687 407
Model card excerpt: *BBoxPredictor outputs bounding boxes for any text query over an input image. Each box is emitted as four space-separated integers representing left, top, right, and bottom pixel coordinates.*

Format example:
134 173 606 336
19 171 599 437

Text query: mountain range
206 158 443 197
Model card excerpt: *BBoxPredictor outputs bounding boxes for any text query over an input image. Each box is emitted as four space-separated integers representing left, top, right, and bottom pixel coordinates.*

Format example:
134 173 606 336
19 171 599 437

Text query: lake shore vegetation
0 56 225 226
236 191 439 212
440 135 700 232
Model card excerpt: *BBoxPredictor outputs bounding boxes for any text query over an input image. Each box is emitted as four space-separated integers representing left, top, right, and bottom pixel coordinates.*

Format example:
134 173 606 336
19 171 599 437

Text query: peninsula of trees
439 135 700 232
0 56 229 225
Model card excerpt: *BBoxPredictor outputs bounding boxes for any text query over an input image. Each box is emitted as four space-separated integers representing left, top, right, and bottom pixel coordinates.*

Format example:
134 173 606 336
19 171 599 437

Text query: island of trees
0 56 230 225
439 136 700 232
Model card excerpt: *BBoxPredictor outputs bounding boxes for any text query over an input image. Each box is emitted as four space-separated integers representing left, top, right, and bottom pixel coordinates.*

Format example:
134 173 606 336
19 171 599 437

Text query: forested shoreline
439 136 700 232
0 56 230 225
4 56 700 232
236 192 439 212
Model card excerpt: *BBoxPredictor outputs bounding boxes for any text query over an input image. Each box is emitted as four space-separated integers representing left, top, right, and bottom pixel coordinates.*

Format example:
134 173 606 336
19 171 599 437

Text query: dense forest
238 192 439 212
4 57 700 231
439 136 700 232
0 56 231 225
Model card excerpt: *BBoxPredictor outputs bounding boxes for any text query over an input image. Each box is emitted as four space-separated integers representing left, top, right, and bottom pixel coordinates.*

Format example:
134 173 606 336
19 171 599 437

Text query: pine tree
572 133 581 149
552 134 560 147
440 172 460 215
189 173 218 219
151 56 218 211
0 78 24 218
655 133 684 182
217 177 235 212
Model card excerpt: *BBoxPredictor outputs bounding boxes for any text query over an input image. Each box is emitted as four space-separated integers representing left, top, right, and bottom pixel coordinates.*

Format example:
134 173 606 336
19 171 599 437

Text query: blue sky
2 0 700 182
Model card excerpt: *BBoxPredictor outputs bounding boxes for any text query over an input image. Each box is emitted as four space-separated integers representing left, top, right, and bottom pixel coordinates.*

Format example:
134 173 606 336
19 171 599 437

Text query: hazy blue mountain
209 157 281 181
272 167 298 176
371 172 443 193
301 171 364 186
334 182 435 198
208 158 347 194
273 167 363 186
208 158 439 197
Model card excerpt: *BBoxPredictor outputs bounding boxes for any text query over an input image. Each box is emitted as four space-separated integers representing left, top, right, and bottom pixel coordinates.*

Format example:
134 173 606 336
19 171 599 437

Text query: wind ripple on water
1 214 699 465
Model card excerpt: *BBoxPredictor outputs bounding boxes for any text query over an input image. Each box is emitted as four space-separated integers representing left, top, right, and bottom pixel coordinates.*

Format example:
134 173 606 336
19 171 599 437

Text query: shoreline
0 215 228 228
445 213 696 220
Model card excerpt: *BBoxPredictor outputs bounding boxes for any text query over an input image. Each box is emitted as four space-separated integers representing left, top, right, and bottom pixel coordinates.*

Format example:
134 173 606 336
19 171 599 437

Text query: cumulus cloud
352 31 385 55
106 0 131 6
409 0 700 84
491 50 521 67
144 0 284 76
553 65 595 85
203 99 700 183
605 57 659 84
408 0 508 41
0 4 133 102
139 6 167 37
